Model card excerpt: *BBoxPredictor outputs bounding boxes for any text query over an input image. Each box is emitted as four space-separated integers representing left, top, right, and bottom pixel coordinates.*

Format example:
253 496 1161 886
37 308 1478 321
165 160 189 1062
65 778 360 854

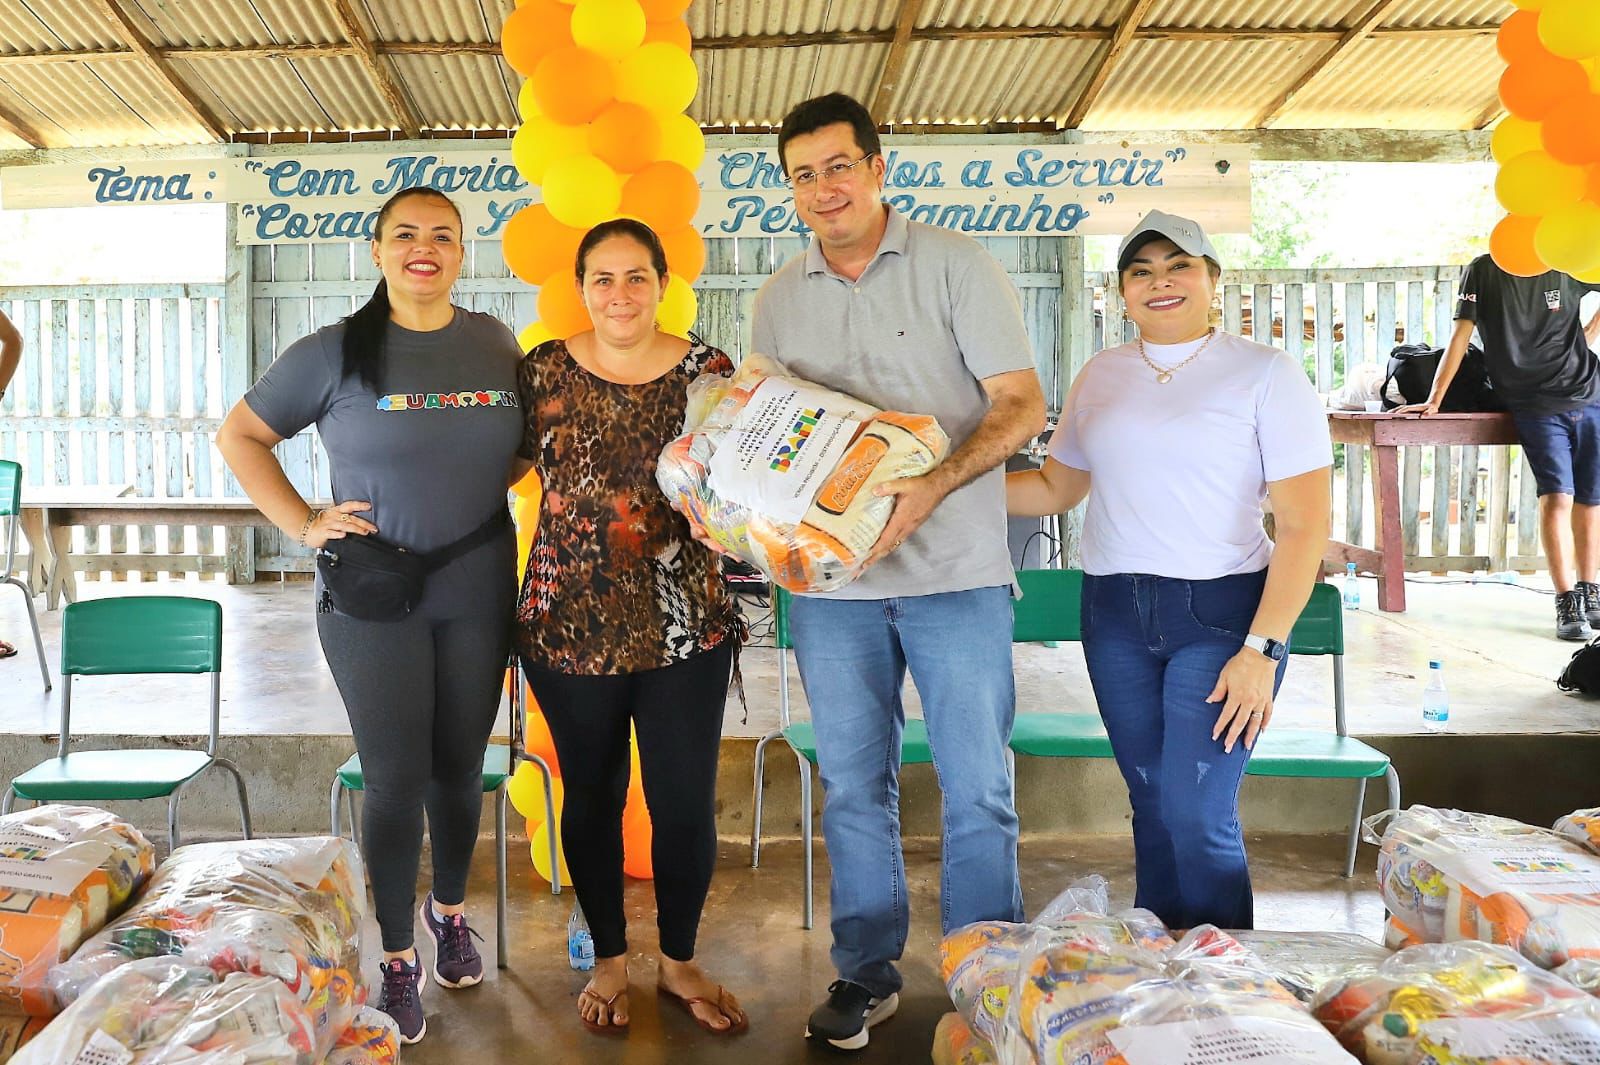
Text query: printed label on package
1108 1015 1358 1065
706 378 863 525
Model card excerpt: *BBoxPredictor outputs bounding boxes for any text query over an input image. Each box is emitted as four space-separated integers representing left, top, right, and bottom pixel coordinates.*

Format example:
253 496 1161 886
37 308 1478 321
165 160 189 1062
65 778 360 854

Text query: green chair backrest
1288 582 1343 656
0 459 19 518
1013 569 1083 642
62 596 223 676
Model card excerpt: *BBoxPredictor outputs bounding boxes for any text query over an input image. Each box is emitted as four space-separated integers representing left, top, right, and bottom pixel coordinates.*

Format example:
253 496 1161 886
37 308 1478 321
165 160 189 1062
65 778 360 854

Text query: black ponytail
340 187 463 393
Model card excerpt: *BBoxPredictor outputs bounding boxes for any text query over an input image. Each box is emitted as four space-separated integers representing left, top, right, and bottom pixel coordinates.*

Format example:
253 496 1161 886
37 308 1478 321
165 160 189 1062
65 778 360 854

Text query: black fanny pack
316 509 509 622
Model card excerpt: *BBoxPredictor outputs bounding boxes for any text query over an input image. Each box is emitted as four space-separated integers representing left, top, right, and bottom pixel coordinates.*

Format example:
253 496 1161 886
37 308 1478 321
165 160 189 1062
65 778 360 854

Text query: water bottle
1422 660 1450 732
1342 563 1361 611
566 903 595 971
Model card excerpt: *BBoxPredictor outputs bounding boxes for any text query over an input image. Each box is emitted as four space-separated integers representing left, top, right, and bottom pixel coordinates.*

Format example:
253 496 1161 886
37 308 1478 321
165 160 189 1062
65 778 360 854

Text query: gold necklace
1138 329 1216 384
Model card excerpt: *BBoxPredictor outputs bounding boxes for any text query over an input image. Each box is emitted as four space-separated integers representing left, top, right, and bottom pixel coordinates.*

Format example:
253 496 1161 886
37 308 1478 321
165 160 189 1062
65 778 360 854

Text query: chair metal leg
495 783 509 970
4 576 50 691
751 729 779 868
211 757 252 839
330 778 345 837
524 753 560 895
1384 765 1401 812
347 790 361 849
168 790 182 854
796 748 813 931
1344 779 1369 879
1 785 15 815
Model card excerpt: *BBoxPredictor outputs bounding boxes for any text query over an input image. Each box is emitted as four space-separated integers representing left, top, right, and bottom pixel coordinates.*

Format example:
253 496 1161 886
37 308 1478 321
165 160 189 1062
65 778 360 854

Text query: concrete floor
1 572 1596 738
385 833 1383 1065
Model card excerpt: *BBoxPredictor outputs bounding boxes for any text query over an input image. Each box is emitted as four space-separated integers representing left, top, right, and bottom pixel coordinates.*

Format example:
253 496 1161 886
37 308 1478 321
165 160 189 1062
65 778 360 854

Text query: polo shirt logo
1547 290 1563 312
770 407 825 472
374 390 518 411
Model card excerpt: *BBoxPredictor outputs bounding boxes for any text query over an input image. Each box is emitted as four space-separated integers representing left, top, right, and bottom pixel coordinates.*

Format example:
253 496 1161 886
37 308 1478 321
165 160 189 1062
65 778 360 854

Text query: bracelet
297 509 321 546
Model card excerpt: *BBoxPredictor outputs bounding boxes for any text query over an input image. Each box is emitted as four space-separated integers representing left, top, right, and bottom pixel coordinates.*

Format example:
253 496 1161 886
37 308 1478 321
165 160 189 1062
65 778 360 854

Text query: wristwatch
1244 634 1287 661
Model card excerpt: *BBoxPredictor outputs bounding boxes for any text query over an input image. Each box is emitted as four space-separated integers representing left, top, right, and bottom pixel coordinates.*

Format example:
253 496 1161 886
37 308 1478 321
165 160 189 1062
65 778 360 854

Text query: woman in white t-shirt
1007 211 1332 929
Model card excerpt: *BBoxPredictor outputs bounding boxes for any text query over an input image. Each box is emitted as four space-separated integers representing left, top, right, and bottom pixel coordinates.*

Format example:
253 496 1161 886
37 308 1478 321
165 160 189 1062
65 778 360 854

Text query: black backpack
1559 636 1600 695
1381 342 1504 413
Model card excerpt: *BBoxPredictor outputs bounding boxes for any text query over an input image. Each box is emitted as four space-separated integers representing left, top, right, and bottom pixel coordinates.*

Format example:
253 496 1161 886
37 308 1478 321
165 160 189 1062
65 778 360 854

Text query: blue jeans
788 586 1023 998
1510 401 1600 504
1081 570 1286 930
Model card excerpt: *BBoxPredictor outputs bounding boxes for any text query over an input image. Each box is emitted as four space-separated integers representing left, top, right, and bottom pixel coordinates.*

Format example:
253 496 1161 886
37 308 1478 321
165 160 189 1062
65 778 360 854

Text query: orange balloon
1501 59 1590 120
523 703 562 775
1497 10 1548 66
502 204 588 286
643 18 691 51
620 161 700 231
1542 94 1600 165
622 793 653 880
538 271 592 338
587 101 662 174
1490 214 1548 277
638 0 690 17
658 224 706 282
501 0 575 77
532 46 616 124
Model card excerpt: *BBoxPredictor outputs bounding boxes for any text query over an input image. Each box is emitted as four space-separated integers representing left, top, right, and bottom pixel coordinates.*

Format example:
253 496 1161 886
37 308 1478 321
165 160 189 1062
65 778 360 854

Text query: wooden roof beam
868 0 925 119
1252 0 1409 128
0 99 46 147
1062 0 1158 129
84 0 227 140
323 0 422 139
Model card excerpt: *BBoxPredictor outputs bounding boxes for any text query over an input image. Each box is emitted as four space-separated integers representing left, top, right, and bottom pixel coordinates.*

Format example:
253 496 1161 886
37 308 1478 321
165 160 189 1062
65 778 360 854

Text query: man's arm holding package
865 368 1046 567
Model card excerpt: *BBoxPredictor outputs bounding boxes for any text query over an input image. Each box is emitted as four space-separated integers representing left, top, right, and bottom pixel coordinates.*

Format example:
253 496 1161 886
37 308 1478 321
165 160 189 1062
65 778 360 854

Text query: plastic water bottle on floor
1422 660 1450 732
1342 563 1361 611
567 902 595 971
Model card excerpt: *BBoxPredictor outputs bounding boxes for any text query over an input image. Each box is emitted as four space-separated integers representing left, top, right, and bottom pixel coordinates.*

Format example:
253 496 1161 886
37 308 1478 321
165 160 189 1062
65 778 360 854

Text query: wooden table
1326 411 1519 613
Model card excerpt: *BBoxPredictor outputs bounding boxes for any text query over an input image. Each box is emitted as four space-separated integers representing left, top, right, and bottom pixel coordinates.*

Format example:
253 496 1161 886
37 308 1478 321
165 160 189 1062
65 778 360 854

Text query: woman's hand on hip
303 500 376 549
1208 649 1276 754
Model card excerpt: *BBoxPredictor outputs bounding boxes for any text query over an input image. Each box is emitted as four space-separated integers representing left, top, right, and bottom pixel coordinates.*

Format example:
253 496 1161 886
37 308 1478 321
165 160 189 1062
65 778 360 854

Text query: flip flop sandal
657 984 748 1035
577 984 629 1035
0 641 16 660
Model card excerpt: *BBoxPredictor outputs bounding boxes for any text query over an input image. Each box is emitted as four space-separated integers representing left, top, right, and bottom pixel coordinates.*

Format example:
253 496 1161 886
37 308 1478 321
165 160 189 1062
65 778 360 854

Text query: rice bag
322 1006 399 1065
1224 930 1393 1003
1559 957 1600 996
1313 941 1596 1065
1371 806 1600 970
0 805 155 1015
49 837 365 1061
657 354 948 592
931 1011 997 1065
12 958 319 1064
1556 808 1600 855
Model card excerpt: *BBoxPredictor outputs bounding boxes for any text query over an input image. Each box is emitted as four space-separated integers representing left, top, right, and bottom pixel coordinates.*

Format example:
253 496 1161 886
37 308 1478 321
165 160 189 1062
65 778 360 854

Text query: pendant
1156 371 1172 384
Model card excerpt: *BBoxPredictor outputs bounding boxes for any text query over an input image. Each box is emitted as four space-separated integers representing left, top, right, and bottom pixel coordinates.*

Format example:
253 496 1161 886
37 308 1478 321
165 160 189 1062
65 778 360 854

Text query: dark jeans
1511 401 1600 504
1080 569 1287 930
521 642 734 961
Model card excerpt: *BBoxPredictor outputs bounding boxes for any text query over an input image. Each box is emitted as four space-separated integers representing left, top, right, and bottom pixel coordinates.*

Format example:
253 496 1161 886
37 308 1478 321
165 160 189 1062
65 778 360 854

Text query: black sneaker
376 954 427 1045
420 892 484 988
1557 590 1593 641
1579 581 1600 627
805 980 898 1051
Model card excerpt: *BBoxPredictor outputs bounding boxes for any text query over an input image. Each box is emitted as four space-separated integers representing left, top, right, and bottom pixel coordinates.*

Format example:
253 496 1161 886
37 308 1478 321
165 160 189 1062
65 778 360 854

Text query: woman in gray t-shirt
216 188 522 1046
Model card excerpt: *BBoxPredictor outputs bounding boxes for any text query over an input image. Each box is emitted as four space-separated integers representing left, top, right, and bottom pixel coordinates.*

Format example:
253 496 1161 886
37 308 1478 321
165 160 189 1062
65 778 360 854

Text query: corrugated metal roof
0 0 1512 147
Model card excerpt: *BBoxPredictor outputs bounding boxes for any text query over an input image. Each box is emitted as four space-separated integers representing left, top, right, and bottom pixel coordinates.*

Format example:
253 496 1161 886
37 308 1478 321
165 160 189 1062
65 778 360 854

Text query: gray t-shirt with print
750 206 1038 600
244 307 523 616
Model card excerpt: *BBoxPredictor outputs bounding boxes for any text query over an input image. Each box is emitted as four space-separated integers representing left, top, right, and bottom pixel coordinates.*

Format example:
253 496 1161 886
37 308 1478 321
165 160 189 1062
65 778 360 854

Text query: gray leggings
318 585 511 953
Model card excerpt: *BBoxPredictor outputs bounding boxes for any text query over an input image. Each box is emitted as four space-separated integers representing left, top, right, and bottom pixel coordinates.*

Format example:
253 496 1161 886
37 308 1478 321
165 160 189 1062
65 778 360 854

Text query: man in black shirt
1400 254 1600 639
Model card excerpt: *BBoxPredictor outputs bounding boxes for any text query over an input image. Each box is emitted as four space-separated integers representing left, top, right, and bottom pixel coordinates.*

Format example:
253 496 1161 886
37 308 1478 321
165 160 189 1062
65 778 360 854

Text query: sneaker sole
394 959 428 1045
806 992 899 1052
419 901 484 989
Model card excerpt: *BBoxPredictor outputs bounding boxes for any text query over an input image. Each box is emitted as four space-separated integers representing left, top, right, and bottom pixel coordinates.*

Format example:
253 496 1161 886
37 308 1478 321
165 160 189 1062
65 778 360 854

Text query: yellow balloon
507 761 547 821
1535 202 1600 275
517 79 541 122
1538 0 1600 61
571 0 646 60
541 153 623 229
1494 150 1587 215
511 116 587 185
616 42 698 113
656 273 697 337
1491 116 1545 165
656 111 706 171
518 320 556 351
531 819 572 885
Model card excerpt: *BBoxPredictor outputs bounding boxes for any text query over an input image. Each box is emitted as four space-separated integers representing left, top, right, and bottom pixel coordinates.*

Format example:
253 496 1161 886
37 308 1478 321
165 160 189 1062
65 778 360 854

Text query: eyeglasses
787 154 876 189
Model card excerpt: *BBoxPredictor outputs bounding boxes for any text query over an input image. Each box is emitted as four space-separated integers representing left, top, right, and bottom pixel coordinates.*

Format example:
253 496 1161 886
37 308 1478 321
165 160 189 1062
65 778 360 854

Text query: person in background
1008 210 1332 932
0 308 22 662
511 219 746 1038
217 188 522 1045
1397 254 1600 639
750 92 1045 1052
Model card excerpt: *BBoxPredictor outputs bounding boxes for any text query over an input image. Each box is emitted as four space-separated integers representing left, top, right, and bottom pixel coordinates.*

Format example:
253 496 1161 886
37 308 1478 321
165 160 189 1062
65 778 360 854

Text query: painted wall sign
0 144 1248 244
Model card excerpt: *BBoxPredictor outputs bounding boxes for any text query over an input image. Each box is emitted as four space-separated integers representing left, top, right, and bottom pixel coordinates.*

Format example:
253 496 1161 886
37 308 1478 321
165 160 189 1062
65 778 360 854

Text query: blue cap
1429 660 1442 669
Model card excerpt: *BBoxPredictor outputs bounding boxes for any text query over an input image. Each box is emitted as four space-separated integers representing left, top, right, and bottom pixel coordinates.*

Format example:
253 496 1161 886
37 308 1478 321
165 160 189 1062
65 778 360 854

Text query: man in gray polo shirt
750 92 1046 1052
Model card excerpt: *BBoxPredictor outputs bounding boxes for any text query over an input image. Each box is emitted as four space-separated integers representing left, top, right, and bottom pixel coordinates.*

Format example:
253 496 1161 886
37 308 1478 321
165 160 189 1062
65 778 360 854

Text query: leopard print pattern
513 337 740 674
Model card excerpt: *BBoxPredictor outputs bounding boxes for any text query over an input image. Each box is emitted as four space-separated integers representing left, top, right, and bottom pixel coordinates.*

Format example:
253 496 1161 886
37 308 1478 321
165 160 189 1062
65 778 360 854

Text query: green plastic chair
1005 570 1401 878
749 588 938 931
3 596 251 851
0 460 50 690
328 661 560 970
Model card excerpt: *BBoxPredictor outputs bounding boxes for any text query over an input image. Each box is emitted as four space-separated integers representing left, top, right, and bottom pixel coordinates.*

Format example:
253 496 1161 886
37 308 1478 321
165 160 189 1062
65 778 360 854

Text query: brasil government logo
770 408 825 472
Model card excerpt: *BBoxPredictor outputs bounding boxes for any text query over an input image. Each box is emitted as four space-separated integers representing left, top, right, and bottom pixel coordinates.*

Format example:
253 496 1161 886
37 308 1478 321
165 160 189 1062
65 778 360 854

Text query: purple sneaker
420 892 485 989
376 954 427 1045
